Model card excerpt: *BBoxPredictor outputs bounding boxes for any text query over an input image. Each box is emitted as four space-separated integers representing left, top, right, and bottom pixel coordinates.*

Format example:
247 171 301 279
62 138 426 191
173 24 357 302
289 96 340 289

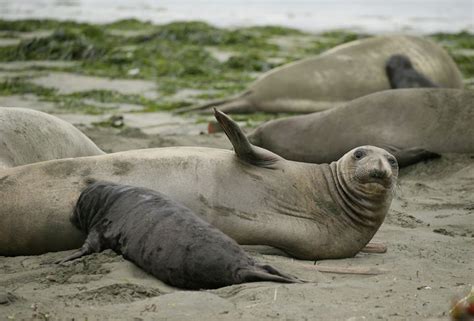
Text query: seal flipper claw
55 230 100 264
55 246 91 265
240 265 304 284
214 108 283 168
388 147 441 168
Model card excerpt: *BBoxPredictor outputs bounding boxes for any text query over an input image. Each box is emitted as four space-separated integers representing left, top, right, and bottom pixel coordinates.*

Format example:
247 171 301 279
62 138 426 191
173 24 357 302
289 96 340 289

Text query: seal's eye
387 156 397 167
353 149 366 160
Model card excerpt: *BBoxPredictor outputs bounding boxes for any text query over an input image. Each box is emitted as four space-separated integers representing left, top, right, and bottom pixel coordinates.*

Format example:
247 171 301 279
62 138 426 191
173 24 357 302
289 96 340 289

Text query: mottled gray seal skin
0 110 397 260
58 181 300 289
249 89 473 167
177 35 463 114
386 54 439 89
0 107 104 169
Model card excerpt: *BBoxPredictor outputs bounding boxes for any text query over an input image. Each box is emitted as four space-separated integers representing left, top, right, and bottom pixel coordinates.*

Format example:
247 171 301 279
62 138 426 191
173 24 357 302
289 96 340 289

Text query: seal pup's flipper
174 91 253 114
214 108 283 168
55 230 100 264
387 147 441 168
239 264 304 284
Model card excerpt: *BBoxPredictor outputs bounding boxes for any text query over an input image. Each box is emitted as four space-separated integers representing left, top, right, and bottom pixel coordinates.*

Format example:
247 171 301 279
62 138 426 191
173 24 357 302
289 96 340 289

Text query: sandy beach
1 129 473 320
0 16 473 320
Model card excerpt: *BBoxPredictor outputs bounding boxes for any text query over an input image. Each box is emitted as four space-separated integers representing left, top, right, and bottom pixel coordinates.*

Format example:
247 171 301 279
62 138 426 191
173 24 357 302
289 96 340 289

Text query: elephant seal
385 54 439 88
58 181 301 289
177 35 463 114
0 107 104 169
248 88 474 167
0 110 398 260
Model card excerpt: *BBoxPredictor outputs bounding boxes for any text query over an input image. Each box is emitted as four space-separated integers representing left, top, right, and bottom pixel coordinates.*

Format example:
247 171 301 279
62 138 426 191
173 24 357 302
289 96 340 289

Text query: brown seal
177 35 462 114
0 110 398 260
0 107 104 169
249 89 473 167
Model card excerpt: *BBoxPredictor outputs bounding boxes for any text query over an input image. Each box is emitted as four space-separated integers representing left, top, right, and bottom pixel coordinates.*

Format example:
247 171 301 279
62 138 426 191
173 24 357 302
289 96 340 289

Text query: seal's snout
366 157 395 186
369 168 387 180
370 158 393 179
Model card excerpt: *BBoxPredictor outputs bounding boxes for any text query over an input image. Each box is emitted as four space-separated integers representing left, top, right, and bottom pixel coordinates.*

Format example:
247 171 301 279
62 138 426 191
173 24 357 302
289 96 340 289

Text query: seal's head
337 146 398 198
385 54 414 85
386 54 413 73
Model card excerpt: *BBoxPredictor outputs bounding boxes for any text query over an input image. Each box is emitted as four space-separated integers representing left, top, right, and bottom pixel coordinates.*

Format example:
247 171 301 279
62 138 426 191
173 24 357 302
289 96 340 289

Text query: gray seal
0 110 398 260
178 35 463 114
0 107 104 169
249 89 473 167
58 181 301 289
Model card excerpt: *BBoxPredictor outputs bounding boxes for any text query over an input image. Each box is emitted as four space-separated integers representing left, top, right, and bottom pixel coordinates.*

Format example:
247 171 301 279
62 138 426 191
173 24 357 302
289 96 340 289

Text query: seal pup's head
386 54 413 73
337 145 398 198
385 54 438 89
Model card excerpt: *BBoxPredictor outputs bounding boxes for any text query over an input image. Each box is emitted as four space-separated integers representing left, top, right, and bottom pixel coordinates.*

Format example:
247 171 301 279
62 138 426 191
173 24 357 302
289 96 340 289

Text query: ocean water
0 0 473 34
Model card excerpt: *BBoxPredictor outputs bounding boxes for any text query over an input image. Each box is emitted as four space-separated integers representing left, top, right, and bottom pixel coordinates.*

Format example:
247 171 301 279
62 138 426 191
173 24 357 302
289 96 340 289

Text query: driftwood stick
360 242 387 254
304 265 388 275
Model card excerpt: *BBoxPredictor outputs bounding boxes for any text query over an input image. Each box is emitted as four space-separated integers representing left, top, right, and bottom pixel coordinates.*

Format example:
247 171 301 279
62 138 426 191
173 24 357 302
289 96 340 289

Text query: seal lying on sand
248 89 474 167
58 181 301 289
0 107 104 169
178 35 462 114
385 54 439 88
0 110 398 260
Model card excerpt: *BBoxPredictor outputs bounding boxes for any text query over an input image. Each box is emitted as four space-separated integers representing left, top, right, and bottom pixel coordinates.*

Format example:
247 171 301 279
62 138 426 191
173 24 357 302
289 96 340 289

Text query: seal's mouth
358 173 394 191
365 178 392 189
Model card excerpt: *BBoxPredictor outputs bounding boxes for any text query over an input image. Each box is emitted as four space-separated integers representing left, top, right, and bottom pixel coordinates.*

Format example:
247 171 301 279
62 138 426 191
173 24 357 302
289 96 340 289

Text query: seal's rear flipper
214 108 283 168
174 92 253 114
240 264 304 284
389 147 441 168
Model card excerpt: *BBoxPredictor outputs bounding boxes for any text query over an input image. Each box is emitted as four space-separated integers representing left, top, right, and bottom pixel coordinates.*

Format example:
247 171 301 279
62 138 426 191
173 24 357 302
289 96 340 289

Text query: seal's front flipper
389 147 441 168
55 230 100 264
55 246 92 265
214 108 283 168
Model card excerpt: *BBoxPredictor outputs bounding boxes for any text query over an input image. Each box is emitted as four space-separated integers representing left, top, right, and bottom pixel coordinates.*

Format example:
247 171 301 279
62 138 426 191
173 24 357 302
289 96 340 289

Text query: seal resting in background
58 181 301 289
0 110 398 260
0 107 104 169
385 54 439 88
249 88 474 167
177 35 463 114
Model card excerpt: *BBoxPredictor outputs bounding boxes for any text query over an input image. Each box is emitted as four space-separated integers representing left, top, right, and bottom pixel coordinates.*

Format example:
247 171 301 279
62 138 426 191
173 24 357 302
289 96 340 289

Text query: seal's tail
240 264 304 284
173 92 254 114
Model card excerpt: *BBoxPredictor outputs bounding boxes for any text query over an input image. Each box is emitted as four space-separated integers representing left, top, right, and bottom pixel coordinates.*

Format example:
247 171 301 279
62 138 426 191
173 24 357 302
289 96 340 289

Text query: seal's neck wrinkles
328 162 390 230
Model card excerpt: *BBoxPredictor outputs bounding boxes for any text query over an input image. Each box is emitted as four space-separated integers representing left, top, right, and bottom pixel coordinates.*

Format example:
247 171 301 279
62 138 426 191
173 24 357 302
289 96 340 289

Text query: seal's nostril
370 169 387 179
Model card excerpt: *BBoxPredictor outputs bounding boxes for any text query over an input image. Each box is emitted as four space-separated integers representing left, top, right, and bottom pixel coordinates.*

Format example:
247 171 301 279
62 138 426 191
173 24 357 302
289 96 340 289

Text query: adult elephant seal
0 110 398 260
0 107 104 169
58 181 301 289
177 35 462 114
248 88 474 167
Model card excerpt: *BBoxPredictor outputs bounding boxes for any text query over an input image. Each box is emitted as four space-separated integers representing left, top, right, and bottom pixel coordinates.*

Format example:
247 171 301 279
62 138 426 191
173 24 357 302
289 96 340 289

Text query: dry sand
0 120 473 320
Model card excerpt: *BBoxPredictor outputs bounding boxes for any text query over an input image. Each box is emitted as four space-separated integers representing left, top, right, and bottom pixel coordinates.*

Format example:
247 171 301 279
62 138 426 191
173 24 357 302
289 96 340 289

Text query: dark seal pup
58 181 300 289
385 54 439 89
